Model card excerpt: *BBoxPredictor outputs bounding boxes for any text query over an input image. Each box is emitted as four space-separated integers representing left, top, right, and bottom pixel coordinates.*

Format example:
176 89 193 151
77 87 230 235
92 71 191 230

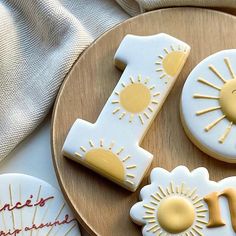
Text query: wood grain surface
51 8 236 236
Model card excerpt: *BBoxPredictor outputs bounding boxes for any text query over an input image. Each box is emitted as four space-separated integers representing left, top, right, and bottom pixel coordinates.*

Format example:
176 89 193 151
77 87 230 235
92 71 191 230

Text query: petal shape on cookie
130 166 236 236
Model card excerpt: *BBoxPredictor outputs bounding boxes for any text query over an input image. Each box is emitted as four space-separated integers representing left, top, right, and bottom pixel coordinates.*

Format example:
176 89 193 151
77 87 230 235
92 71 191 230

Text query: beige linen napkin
0 0 235 161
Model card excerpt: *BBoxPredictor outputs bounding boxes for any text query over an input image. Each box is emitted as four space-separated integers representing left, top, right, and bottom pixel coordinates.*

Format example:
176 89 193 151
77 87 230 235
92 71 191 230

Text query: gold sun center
157 196 195 234
162 51 187 77
219 79 236 123
84 148 125 182
119 83 151 113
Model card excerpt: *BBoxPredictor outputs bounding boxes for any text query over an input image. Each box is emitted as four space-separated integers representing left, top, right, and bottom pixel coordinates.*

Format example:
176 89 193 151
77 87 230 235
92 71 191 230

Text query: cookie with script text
181 50 236 163
0 174 79 235
130 166 236 235
62 33 190 191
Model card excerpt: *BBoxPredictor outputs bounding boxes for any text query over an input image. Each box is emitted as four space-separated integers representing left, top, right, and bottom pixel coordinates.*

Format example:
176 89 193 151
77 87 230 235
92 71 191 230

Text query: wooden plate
51 8 236 236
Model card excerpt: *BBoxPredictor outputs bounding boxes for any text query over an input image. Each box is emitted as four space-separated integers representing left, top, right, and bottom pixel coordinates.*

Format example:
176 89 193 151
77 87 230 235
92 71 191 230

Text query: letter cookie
130 166 236 235
62 33 190 191
180 50 236 163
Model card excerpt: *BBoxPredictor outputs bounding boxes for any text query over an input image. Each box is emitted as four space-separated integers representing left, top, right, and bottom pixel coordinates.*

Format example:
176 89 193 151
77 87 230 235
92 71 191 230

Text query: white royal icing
0 174 79 236
63 33 190 191
181 50 236 163
130 166 236 236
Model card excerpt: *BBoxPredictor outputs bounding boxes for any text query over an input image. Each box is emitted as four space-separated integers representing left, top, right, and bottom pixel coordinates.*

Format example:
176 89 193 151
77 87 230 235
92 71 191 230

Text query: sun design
156 45 189 83
194 57 236 143
111 75 160 125
142 182 207 236
74 139 136 186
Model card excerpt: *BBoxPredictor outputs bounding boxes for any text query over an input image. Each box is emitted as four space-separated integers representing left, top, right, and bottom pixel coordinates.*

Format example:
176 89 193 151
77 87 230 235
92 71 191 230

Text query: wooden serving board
51 8 236 236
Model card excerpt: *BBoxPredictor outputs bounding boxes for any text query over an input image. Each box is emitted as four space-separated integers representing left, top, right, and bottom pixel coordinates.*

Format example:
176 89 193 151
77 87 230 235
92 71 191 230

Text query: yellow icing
204 188 236 232
157 196 195 233
84 148 125 182
219 79 236 123
162 51 187 77
120 83 151 113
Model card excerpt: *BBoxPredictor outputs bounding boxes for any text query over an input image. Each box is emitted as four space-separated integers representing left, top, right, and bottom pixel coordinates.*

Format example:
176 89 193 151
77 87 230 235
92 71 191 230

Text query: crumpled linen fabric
0 0 235 161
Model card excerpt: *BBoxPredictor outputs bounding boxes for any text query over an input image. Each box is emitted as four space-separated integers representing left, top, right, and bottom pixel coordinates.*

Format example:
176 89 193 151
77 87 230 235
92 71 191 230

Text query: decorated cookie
0 174 79 235
130 166 236 235
180 50 236 162
62 33 190 191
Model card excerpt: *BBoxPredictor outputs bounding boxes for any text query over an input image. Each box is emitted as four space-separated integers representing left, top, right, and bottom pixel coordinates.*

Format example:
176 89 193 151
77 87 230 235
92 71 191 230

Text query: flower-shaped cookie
130 166 236 236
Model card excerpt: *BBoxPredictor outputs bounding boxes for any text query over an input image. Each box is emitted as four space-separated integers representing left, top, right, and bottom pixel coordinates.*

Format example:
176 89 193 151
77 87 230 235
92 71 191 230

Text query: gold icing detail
162 51 187 77
157 196 195 233
85 148 125 182
197 78 221 91
219 79 236 123
120 83 151 113
204 188 236 232
209 65 227 83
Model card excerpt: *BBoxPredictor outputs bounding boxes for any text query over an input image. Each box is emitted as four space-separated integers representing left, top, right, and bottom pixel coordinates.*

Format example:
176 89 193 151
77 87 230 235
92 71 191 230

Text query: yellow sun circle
85 148 125 182
157 196 195 234
119 83 151 113
219 79 236 123
162 51 187 77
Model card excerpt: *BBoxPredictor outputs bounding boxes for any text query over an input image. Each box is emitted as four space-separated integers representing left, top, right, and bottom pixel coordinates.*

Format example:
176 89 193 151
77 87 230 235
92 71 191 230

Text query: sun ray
64 223 77 236
100 139 104 147
151 194 160 202
193 94 219 100
148 107 153 112
155 61 162 65
156 192 163 199
143 204 156 211
197 78 221 91
152 100 158 105
116 147 124 155
218 121 233 143
209 65 227 83
119 112 126 120
125 180 134 186
159 55 164 59
171 45 175 51
196 219 208 225
121 82 126 87
170 182 174 193
224 57 236 79
139 115 144 125
126 165 136 169
109 142 114 150
158 186 167 197
156 68 163 72
148 219 157 224
138 74 142 82
147 224 160 232
143 215 156 219
164 48 169 54
196 106 221 116
160 74 167 79
80 146 86 152
151 201 158 206
188 188 197 198
75 152 82 158
153 92 160 97
144 112 150 119
115 91 119 95
127 174 135 179
112 107 120 114
192 226 203 236
150 85 155 90
89 140 94 147
112 100 119 104
122 155 131 162
129 76 134 83
204 115 226 131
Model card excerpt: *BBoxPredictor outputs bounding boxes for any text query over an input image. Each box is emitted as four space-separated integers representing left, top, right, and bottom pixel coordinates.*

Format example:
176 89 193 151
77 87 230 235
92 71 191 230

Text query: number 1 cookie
180 50 236 163
130 166 236 235
62 33 190 191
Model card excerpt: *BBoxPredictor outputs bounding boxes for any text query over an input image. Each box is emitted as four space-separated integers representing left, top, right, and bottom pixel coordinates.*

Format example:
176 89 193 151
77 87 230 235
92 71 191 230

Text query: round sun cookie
0 174 80 235
180 50 236 163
